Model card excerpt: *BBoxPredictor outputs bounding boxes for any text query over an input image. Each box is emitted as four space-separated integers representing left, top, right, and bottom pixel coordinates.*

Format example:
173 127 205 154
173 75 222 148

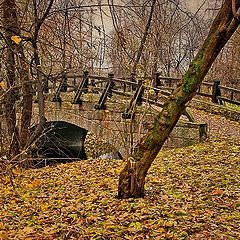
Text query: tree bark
2 0 20 158
2 0 33 157
18 43 33 150
25 0 54 149
118 0 240 199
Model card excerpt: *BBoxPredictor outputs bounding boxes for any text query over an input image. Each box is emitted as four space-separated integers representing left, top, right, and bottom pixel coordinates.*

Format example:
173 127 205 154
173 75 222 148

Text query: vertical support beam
43 78 49 93
152 72 161 96
123 80 126 93
122 80 144 119
198 85 201 93
212 80 223 105
94 73 114 110
73 77 77 92
72 71 89 104
83 71 89 94
90 78 98 93
151 72 163 88
131 72 137 91
155 72 162 88
61 72 68 92
52 75 66 103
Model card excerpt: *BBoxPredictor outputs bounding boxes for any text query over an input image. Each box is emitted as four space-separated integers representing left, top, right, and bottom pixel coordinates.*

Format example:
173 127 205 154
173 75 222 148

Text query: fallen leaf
0 81 4 89
11 35 22 44
22 226 35 234
0 230 8 239
211 189 224 195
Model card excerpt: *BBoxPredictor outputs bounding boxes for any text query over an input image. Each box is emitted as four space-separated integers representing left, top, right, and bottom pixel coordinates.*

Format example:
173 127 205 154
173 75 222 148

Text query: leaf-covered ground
0 110 239 239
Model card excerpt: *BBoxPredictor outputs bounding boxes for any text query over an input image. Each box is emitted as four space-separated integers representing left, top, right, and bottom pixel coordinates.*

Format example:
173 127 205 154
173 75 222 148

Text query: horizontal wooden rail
202 82 213 87
45 71 240 107
197 92 212 98
219 85 240 94
217 96 240 105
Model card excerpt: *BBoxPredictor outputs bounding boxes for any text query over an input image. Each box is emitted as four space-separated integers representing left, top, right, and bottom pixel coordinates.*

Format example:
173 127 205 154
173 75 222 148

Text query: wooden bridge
1 70 239 158
44 70 240 107
31 70 212 158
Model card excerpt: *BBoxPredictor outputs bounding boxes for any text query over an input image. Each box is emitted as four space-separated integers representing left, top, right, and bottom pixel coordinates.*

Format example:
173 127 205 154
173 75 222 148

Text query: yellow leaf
25 179 42 189
22 226 34 234
0 222 7 231
11 35 22 44
40 203 49 211
0 81 4 89
156 227 165 233
0 230 8 239
115 168 122 174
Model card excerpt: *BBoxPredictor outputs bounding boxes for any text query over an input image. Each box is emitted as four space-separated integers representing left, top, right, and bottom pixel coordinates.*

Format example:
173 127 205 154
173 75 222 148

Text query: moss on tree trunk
118 0 240 199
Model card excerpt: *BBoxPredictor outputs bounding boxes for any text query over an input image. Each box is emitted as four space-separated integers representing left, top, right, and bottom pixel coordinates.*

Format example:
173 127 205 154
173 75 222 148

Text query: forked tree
118 0 240 199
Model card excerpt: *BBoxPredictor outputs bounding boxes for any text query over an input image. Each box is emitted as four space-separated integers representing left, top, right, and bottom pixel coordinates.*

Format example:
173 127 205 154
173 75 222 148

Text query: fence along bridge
31 70 217 158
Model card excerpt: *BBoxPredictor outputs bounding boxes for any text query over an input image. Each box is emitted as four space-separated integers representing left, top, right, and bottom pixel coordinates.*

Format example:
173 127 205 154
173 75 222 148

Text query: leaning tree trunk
118 0 240 199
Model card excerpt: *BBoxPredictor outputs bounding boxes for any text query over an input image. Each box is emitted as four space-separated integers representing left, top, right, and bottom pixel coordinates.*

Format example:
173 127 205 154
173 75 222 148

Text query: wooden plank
219 85 240 93
217 96 240 105
197 92 212 98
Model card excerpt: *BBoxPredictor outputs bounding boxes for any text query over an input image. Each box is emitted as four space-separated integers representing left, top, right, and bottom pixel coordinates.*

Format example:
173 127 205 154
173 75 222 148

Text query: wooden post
151 73 156 88
155 72 162 88
73 77 77 92
212 80 222 104
83 70 89 93
123 78 126 93
72 71 89 104
122 79 144 119
94 73 114 110
107 73 115 98
90 77 97 93
43 78 49 93
61 72 68 92
198 85 201 93
131 72 137 91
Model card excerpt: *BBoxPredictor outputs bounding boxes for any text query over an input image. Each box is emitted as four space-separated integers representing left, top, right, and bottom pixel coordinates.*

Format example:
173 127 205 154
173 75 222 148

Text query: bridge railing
1 71 239 108
47 71 240 107
140 75 240 106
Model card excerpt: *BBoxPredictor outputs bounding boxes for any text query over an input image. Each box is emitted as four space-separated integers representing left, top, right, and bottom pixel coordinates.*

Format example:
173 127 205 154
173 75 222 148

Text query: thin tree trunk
26 47 46 146
2 0 33 157
132 0 157 74
118 0 240 199
25 0 54 149
18 41 33 150
19 59 33 149
2 0 20 158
